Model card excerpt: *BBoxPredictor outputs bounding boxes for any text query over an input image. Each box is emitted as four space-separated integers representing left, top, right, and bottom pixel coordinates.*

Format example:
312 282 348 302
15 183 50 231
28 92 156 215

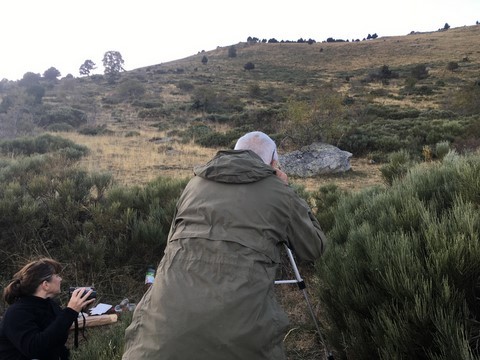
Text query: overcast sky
1 0 479 81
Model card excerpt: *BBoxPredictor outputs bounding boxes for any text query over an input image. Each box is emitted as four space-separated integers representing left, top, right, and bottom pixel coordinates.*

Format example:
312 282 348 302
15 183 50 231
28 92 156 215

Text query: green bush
46 122 75 132
197 129 245 148
78 125 114 136
178 123 213 143
116 79 146 100
0 147 188 305
176 81 194 92
124 131 141 137
444 81 480 116
191 87 244 114
0 133 88 157
38 106 87 128
316 151 480 359
312 184 347 233
131 100 163 109
137 108 165 119
380 149 416 186
435 141 451 160
338 114 472 156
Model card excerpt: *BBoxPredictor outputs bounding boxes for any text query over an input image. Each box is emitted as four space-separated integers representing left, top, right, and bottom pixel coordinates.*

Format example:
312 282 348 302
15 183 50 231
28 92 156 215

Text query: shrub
446 61 459 71
131 100 163 109
124 131 141 137
46 123 75 132
411 64 429 80
244 62 255 71
317 152 480 358
0 150 188 305
196 129 244 148
191 88 244 114
178 123 213 143
312 184 347 233
116 79 146 100
176 81 194 92
365 65 399 83
78 125 114 136
379 149 415 185
228 45 237 58
434 141 451 160
137 108 165 119
38 106 87 128
444 81 480 116
0 133 88 157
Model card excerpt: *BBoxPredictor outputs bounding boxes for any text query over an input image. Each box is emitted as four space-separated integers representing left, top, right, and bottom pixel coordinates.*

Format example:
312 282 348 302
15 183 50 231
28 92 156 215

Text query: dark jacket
0 296 78 360
123 150 327 360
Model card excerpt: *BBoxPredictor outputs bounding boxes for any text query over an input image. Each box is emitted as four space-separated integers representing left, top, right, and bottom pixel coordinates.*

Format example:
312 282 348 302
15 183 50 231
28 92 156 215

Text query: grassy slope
52 25 480 192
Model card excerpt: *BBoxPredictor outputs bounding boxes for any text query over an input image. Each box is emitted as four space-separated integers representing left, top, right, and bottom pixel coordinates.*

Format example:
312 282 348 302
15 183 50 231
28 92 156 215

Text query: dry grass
56 131 218 186
58 128 384 192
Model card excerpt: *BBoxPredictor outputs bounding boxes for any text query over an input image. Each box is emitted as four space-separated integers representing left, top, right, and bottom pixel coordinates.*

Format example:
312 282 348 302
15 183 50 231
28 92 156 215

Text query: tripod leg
284 245 334 360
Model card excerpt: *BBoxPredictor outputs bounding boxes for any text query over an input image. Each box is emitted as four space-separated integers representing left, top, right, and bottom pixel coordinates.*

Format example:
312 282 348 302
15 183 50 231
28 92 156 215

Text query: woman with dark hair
0 258 94 360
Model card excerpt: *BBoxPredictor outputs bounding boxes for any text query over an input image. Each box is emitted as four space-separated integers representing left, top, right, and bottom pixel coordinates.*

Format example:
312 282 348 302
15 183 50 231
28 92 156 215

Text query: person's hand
271 160 288 185
67 288 95 313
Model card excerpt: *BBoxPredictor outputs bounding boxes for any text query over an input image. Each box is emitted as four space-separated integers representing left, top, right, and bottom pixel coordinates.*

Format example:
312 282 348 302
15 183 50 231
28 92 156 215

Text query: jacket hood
194 149 276 184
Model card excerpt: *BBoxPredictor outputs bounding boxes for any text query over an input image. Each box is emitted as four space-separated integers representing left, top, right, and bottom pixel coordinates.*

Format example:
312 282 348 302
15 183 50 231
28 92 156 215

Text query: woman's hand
67 288 95 313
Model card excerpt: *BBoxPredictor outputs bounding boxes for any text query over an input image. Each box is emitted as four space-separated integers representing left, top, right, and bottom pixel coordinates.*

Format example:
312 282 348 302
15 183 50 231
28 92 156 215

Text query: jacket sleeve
286 195 327 262
3 303 78 359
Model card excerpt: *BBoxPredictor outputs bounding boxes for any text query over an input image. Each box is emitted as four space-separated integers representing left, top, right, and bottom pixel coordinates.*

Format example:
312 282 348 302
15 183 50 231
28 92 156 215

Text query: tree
43 67 61 81
244 62 255 71
19 72 41 87
411 64 429 79
102 51 125 81
79 60 97 76
228 45 237 58
201 55 208 65
25 84 45 104
443 22 450 30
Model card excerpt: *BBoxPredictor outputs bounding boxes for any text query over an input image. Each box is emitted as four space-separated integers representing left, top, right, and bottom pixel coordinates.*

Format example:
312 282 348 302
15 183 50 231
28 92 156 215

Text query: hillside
1 25 480 359
1 25 479 191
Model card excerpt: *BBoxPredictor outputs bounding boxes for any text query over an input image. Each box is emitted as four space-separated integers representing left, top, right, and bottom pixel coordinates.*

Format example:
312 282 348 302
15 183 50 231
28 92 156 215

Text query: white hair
234 131 278 164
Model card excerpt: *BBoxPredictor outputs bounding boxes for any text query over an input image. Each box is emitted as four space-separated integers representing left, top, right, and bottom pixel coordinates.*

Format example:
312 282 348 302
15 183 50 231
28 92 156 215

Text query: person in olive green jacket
122 131 327 360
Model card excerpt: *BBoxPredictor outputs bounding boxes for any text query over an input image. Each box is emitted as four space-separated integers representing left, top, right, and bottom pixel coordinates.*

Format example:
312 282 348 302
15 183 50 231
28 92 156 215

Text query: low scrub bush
176 81 194 92
317 151 480 359
338 115 472 156
78 125 114 136
444 81 480 116
131 100 163 108
364 105 421 120
46 122 75 132
0 133 88 157
137 108 165 119
38 106 87 128
380 149 416 185
178 123 212 143
196 129 245 148
0 147 188 306
312 184 347 233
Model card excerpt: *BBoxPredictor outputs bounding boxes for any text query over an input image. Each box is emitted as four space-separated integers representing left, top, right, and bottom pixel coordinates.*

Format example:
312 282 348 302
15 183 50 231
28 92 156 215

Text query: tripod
275 244 334 360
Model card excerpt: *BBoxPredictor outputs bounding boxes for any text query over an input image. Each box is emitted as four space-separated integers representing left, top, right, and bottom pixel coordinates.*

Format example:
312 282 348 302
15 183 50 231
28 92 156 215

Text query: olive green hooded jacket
123 150 327 360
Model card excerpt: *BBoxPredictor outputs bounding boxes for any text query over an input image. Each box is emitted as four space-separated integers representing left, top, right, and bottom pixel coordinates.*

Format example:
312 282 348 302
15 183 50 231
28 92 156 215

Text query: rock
279 143 352 177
